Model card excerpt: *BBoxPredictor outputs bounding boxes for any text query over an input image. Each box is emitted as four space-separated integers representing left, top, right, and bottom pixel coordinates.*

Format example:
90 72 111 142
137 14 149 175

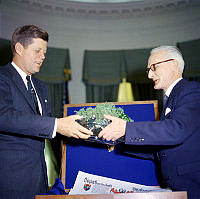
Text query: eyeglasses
146 59 175 74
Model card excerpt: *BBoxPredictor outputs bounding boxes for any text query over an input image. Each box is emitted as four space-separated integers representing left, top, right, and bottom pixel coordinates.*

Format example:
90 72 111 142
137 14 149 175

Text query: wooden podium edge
35 191 187 199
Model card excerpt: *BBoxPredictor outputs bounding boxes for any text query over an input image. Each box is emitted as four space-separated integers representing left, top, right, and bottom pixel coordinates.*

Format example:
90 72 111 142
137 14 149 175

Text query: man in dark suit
99 46 200 199
0 25 92 199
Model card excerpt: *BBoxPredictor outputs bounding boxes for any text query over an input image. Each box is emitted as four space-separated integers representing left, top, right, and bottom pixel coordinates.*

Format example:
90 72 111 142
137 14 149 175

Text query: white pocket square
165 107 171 115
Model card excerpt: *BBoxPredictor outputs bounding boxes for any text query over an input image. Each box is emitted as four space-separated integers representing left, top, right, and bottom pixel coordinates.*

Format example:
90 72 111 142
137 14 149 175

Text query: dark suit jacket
125 79 200 199
0 63 56 198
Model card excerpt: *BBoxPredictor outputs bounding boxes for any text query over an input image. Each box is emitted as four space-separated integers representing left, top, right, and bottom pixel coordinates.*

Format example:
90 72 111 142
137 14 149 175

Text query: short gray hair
150 46 184 73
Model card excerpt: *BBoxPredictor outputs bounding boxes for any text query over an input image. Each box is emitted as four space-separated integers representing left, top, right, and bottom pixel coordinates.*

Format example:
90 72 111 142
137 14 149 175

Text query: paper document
69 171 171 195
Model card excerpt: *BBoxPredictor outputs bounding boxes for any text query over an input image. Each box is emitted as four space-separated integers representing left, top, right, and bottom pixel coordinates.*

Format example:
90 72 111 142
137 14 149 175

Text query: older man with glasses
99 46 200 199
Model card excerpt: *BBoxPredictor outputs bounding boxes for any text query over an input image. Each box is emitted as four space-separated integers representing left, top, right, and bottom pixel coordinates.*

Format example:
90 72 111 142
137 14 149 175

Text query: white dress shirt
11 61 57 138
164 77 182 116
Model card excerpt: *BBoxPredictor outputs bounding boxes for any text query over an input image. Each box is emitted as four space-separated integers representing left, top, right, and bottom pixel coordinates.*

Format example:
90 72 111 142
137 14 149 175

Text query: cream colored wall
1 2 200 104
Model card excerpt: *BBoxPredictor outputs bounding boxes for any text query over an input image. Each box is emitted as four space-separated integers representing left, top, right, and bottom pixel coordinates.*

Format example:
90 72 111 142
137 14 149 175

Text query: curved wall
1 1 200 103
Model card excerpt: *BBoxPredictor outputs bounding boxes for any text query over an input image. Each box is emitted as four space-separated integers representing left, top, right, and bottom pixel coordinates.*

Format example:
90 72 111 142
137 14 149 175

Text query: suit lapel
32 76 48 115
160 79 187 120
7 63 38 113
167 79 187 102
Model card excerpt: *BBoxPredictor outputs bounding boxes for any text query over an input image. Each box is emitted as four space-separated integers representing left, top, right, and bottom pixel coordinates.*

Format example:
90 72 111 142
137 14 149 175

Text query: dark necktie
163 94 168 108
26 76 40 115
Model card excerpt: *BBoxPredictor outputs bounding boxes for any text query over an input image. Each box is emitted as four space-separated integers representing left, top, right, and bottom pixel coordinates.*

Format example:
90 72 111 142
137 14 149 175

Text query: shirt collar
11 61 32 88
165 78 183 97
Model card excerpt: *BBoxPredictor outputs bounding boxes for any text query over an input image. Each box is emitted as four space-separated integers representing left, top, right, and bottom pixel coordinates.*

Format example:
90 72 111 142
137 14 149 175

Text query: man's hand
98 114 126 141
57 115 93 139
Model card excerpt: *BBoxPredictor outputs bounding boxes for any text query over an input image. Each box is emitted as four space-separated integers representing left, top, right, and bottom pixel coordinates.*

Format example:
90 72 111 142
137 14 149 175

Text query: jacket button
160 152 166 157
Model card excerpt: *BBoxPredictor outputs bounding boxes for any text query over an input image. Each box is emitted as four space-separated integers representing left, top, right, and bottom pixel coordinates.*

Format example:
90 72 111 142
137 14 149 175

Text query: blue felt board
65 103 159 189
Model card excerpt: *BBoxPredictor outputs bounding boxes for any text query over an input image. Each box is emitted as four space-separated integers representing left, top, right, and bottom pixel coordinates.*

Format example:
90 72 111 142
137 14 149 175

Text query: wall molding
2 0 191 19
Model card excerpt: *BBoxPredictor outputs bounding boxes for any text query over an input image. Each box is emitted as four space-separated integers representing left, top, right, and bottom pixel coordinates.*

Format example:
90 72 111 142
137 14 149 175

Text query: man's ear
173 60 182 74
15 42 24 56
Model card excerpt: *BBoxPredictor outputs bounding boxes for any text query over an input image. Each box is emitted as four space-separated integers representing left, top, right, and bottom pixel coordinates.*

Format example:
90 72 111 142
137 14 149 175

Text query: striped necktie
26 76 40 115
